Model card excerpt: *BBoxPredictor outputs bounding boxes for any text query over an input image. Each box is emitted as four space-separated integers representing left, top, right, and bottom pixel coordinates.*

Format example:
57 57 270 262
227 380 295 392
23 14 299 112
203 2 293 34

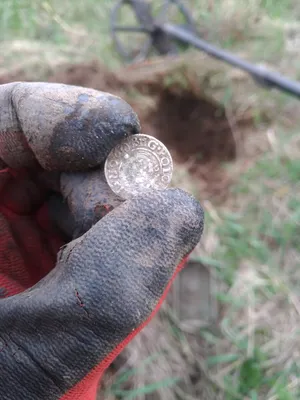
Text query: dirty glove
0 82 204 400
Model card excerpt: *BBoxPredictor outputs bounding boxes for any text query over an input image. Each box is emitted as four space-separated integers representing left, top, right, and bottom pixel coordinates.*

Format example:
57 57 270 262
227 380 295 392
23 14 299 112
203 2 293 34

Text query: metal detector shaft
163 23 300 99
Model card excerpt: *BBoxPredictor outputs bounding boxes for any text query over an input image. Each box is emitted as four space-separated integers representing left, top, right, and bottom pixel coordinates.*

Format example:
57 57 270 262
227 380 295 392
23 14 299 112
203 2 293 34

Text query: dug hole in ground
1 51 299 400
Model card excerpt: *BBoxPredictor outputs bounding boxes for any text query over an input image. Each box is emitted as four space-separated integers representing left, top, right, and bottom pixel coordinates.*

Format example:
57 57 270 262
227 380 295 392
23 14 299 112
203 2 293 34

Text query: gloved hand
0 82 204 400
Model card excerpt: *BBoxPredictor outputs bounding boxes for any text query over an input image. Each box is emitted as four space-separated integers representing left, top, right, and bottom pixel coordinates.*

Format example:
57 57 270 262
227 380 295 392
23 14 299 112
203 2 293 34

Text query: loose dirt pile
1 54 258 201
47 60 235 161
48 61 237 200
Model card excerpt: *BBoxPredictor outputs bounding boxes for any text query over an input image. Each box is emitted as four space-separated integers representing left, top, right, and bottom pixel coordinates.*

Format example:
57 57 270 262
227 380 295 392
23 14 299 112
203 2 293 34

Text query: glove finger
44 169 124 239
0 82 140 171
47 193 77 239
0 188 204 400
59 169 124 238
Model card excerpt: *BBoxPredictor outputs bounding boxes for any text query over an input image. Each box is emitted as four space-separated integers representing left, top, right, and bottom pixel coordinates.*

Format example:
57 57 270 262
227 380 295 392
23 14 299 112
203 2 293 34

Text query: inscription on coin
104 134 173 199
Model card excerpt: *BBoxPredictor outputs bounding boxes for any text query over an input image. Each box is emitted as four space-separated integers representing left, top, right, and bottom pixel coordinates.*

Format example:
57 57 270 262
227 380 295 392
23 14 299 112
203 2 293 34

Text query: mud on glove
0 82 204 400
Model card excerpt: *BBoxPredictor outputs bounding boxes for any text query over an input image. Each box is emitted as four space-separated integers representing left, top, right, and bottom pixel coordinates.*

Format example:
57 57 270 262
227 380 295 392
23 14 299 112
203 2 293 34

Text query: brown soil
48 61 119 92
147 88 235 164
0 60 236 200
46 61 235 162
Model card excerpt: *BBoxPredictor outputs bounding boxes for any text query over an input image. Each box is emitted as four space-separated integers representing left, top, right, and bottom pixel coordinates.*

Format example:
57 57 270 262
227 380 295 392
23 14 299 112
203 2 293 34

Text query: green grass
1 0 299 70
199 129 300 398
0 0 119 71
104 354 180 399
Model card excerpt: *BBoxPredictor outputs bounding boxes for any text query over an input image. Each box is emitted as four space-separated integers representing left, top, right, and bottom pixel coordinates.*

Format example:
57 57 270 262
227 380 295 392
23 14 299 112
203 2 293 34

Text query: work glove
0 82 204 400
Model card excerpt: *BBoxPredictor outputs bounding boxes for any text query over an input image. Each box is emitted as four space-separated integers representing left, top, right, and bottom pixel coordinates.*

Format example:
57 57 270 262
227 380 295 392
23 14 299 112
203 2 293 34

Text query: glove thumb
0 188 204 400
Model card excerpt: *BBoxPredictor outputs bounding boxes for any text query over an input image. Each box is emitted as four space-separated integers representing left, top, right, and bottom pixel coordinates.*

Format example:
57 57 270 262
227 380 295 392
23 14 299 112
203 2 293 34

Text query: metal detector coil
110 0 300 99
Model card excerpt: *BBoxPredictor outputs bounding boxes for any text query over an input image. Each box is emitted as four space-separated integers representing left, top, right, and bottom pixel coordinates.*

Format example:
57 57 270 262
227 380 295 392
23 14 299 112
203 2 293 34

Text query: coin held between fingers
104 134 173 200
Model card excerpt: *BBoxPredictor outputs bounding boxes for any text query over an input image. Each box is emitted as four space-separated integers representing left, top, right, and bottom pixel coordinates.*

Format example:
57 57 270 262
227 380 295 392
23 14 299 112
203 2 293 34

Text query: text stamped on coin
104 134 173 199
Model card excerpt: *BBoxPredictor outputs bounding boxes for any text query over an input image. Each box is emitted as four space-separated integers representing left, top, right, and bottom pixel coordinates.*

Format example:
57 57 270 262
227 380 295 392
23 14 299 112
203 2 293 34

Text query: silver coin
104 134 173 200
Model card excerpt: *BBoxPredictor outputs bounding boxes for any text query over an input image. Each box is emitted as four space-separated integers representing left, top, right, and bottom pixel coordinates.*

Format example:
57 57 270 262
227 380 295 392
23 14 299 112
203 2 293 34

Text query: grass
1 0 300 399
0 0 119 76
200 130 300 398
